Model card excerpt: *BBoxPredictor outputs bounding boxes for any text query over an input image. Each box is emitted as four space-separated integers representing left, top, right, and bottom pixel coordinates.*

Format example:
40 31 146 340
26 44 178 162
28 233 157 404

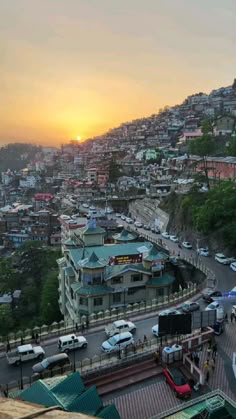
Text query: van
32 353 70 375
101 332 134 353
58 334 88 353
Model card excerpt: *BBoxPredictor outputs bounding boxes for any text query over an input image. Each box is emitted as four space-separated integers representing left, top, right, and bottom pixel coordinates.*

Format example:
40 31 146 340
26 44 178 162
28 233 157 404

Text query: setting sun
76 136 82 141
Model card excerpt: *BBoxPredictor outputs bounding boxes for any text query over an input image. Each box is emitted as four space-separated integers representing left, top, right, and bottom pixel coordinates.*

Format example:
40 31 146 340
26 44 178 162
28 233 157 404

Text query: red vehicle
163 367 191 398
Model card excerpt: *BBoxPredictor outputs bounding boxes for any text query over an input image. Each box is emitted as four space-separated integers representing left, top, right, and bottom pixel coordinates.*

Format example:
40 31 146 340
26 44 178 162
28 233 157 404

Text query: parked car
182 241 192 249
121 215 126 221
159 309 181 316
163 367 191 398
102 332 134 353
134 221 143 228
32 353 70 375
152 324 159 337
105 320 136 337
205 301 220 311
161 232 170 239
115 213 121 218
143 224 151 230
58 334 88 353
230 262 236 272
151 227 160 234
181 301 200 312
170 235 178 243
197 248 209 256
126 218 133 224
214 253 231 264
202 290 222 303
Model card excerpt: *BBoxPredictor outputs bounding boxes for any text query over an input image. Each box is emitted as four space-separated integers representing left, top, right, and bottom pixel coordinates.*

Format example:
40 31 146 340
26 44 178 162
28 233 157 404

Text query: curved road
0 221 235 387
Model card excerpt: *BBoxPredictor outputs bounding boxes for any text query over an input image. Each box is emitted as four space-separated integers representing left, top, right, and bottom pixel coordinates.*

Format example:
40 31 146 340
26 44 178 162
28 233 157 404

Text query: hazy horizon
1 0 236 146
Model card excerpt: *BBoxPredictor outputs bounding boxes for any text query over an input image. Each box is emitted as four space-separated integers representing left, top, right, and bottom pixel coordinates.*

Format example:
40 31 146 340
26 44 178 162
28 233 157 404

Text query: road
1 219 235 386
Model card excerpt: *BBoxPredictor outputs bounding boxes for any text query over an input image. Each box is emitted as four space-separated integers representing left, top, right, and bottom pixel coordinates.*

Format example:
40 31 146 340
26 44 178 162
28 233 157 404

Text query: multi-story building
58 221 179 323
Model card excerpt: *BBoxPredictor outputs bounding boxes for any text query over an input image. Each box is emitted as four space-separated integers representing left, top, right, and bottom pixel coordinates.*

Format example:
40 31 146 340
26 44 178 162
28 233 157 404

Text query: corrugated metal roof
51 372 85 408
12 381 60 407
97 404 120 419
68 386 102 415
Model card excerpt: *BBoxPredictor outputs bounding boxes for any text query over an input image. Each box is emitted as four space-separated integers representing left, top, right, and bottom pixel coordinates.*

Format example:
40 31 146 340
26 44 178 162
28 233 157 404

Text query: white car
170 235 178 243
182 241 192 249
214 253 231 265
205 301 220 311
126 218 133 224
82 203 89 208
134 221 143 228
152 324 159 337
161 232 170 239
121 215 126 221
102 332 134 353
115 213 121 218
105 319 136 337
230 262 236 272
159 309 181 316
197 248 209 257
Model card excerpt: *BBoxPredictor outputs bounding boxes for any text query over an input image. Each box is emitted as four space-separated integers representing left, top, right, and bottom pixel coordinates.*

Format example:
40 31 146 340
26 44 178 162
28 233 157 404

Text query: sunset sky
1 0 236 146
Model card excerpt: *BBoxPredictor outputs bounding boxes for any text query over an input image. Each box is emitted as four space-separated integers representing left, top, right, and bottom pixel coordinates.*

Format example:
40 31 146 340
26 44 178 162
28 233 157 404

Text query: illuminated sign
109 254 142 266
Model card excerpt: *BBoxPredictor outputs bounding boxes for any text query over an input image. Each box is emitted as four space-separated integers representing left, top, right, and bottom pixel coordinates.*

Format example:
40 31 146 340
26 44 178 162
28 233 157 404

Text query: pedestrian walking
6 342 11 353
81 323 85 332
225 313 228 323
212 343 217 359
143 335 147 342
230 312 234 323
207 345 212 358
35 333 39 344
210 358 215 373
86 318 89 329
194 353 200 368
20 336 24 345
204 359 210 384
75 323 79 331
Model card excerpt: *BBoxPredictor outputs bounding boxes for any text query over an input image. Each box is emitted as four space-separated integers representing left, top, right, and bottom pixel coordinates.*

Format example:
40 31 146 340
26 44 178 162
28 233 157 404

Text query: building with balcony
58 220 179 323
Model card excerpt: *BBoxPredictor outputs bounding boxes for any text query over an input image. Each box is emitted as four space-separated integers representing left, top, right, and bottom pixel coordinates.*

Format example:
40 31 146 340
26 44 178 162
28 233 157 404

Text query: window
79 297 88 306
128 286 145 295
113 293 121 303
131 274 142 282
112 276 123 284
94 297 103 306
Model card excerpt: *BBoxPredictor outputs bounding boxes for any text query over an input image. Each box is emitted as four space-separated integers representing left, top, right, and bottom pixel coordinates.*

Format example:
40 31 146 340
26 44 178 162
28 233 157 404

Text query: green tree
0 258 17 295
40 271 62 325
189 133 216 188
201 118 214 135
108 158 121 183
193 180 236 248
226 138 236 156
0 305 14 337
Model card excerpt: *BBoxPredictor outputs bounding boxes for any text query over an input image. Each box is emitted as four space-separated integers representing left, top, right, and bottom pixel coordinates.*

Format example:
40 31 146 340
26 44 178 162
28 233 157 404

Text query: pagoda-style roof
79 251 107 269
143 244 168 262
113 229 138 242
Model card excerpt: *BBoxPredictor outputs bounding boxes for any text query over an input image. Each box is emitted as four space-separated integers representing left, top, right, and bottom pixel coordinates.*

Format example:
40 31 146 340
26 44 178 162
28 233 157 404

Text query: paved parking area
105 321 236 419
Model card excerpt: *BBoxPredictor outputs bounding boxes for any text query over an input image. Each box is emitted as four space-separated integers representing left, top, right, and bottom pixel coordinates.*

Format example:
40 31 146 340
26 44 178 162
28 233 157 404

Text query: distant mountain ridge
0 143 42 173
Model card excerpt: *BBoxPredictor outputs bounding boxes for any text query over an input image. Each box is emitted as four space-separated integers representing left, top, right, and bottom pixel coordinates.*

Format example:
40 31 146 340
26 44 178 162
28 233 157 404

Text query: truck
7 344 45 366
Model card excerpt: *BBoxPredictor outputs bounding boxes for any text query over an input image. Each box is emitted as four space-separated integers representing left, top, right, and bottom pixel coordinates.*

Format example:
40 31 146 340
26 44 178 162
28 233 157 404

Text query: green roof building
58 225 176 322
10 372 120 419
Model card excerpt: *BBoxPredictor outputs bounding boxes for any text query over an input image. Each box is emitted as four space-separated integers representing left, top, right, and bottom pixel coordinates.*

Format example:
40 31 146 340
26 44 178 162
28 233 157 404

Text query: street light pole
72 335 76 372
20 355 23 390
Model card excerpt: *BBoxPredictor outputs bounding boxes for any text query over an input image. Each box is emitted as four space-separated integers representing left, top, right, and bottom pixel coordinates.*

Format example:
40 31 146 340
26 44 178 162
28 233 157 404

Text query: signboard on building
109 254 142 266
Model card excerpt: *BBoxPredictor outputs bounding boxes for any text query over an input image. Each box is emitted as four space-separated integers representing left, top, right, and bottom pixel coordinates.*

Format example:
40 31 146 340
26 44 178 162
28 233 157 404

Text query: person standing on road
204 359 210 383
212 343 217 359
230 312 234 323
6 342 11 352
